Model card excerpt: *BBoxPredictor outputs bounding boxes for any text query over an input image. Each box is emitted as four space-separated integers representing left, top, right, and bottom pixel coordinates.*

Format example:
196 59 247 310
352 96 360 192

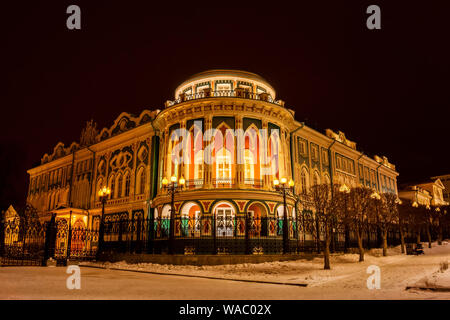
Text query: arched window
216 148 232 181
136 167 146 195
300 169 309 194
117 174 123 198
109 175 115 199
313 171 320 186
244 149 255 183
96 178 103 201
124 173 130 197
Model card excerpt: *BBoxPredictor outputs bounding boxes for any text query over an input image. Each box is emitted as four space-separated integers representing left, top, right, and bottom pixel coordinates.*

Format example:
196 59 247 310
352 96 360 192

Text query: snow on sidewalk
81 242 450 289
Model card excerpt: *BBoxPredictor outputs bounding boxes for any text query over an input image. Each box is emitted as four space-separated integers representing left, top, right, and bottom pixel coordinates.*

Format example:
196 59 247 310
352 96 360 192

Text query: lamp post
162 175 185 254
339 184 350 252
273 177 294 254
97 186 111 260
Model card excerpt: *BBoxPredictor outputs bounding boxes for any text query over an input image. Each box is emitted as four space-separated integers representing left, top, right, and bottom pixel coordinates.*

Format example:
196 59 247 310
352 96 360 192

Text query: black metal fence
1 221 46 266
3 214 450 265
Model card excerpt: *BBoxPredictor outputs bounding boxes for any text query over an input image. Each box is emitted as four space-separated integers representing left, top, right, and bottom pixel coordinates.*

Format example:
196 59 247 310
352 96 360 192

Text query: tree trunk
382 229 388 256
400 228 406 254
324 225 331 270
315 217 321 254
344 224 350 253
357 228 364 262
416 230 421 244
426 225 432 248
438 225 443 245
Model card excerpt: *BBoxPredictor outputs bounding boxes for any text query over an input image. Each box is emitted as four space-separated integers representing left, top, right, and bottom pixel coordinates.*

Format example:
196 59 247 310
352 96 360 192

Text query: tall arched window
124 173 130 197
96 178 103 201
109 175 115 199
324 174 331 186
117 174 123 198
313 171 320 186
300 169 309 194
136 168 145 195
244 149 255 183
216 147 232 181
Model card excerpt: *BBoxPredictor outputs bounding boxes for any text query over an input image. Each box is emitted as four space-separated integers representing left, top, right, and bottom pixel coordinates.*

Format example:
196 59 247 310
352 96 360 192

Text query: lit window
216 148 232 182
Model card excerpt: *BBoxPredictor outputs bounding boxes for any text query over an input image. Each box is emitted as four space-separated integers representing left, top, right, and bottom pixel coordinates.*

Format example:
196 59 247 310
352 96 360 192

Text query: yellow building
26 70 399 255
399 178 449 208
431 174 450 204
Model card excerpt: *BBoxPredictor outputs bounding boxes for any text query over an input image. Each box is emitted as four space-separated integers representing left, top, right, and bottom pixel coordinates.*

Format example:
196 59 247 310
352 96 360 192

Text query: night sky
2 1 449 210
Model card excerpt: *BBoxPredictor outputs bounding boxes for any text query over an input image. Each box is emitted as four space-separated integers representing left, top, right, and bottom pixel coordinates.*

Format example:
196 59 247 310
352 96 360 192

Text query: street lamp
273 177 294 254
162 175 185 254
97 186 111 260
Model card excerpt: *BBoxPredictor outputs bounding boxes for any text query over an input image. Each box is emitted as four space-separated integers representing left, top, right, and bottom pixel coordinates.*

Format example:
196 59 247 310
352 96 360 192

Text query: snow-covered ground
1 241 449 299
81 242 450 290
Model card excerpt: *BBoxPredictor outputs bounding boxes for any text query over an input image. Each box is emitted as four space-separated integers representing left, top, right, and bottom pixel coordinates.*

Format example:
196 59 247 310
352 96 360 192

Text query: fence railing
165 90 284 108
3 216 450 262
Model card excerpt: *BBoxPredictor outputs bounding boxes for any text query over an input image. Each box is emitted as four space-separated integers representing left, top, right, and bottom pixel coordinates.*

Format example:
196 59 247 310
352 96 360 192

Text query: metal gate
1 219 46 266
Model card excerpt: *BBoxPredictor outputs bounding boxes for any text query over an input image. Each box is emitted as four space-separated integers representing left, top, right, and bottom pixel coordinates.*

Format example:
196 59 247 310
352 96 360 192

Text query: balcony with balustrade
165 89 285 108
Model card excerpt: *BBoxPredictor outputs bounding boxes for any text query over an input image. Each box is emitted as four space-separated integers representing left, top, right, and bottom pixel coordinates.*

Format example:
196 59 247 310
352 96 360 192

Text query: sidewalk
80 241 450 290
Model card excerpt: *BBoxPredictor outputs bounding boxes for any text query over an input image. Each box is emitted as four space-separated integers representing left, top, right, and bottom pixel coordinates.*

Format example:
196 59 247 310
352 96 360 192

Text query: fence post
213 215 217 254
148 207 154 254
43 213 57 264
245 213 250 254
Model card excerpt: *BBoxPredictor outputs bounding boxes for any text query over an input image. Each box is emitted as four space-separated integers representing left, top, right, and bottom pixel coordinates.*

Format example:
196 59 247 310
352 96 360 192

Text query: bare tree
347 187 373 262
397 201 412 253
423 206 433 248
375 193 399 256
310 183 338 269
434 206 448 245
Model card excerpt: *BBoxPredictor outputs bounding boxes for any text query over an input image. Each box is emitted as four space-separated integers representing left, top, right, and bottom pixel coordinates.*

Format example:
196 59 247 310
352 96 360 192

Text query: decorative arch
158 204 171 238
300 166 310 194
323 173 331 186
135 166 146 195
212 200 237 238
268 129 280 179
183 122 204 187
313 170 321 186
246 201 269 237
108 174 115 199
212 122 235 186
243 123 261 184
180 201 203 237
124 170 131 197
276 204 285 237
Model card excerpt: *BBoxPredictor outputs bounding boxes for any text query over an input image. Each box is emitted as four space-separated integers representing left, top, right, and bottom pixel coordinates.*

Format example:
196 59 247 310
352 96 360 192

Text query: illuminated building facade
26 70 399 255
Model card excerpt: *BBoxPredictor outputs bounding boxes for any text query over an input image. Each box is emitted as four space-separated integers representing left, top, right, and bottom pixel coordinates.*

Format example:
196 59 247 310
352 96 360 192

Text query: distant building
4 205 19 223
399 177 449 207
431 174 450 204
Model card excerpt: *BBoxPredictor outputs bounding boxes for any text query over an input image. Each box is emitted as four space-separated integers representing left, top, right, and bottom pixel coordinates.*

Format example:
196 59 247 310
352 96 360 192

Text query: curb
405 286 450 292
80 264 308 287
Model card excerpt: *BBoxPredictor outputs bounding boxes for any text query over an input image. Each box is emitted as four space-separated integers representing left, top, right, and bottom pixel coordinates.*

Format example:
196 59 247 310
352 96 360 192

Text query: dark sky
2 1 450 210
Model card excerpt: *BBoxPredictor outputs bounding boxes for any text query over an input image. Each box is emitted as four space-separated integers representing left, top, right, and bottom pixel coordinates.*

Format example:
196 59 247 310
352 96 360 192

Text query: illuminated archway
247 202 268 237
180 202 202 237
212 201 236 237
